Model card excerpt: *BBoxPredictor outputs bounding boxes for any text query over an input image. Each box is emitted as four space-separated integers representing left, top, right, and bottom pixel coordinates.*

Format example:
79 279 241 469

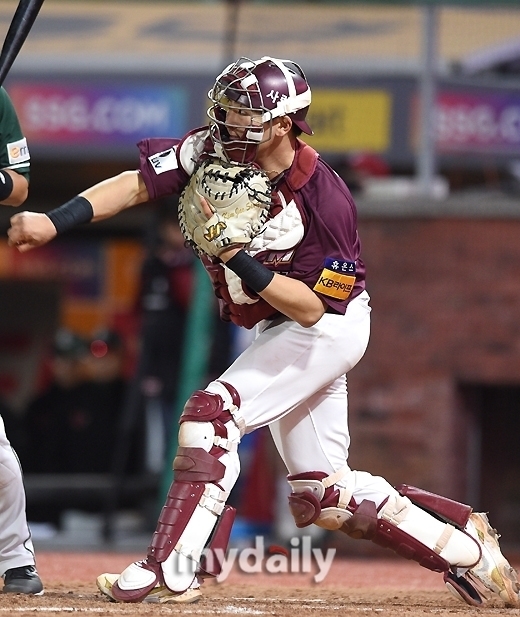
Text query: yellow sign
304 90 391 153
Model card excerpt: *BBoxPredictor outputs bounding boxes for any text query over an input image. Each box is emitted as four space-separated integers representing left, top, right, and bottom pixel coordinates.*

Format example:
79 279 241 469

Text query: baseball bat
0 0 45 88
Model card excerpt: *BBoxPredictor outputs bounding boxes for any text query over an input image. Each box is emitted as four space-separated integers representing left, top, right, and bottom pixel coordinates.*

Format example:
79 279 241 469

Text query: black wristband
225 250 274 294
0 170 14 202
46 195 94 234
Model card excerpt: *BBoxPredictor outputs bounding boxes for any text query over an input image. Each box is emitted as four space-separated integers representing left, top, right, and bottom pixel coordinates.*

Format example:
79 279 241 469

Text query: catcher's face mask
207 56 313 164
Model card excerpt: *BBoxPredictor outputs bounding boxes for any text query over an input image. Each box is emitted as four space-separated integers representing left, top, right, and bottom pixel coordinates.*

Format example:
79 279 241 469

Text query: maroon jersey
138 128 366 329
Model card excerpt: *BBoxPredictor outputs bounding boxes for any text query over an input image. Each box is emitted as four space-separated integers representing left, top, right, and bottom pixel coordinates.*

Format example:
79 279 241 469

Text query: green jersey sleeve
0 87 30 180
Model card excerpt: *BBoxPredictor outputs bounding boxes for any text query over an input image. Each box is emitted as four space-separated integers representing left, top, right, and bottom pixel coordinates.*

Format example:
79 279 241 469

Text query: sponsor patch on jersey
148 147 178 174
7 138 30 165
313 258 356 300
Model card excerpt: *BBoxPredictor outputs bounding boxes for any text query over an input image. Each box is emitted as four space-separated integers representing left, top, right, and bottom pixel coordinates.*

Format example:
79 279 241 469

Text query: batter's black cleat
2 565 44 595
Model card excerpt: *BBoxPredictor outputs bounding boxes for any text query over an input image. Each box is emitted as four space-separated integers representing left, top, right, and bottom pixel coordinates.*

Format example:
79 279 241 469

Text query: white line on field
0 603 390 614
233 598 325 602
161 609 267 615
0 610 106 613
0 609 268 615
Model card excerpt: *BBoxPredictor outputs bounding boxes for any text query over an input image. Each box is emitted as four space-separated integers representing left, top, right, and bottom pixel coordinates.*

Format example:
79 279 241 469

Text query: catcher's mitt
178 157 272 257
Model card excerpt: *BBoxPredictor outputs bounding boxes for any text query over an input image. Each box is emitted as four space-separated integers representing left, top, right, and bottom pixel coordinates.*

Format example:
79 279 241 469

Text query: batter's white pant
0 415 36 576
214 290 398 509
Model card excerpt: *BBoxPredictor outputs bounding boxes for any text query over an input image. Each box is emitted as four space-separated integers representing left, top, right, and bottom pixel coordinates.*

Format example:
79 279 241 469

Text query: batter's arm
0 169 28 206
8 170 149 252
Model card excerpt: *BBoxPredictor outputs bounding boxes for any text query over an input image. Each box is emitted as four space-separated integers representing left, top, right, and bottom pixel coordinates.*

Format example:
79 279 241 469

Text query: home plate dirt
1 552 519 617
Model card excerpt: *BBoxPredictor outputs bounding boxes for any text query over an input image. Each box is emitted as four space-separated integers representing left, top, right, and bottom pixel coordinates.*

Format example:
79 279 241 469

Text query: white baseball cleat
96 573 202 604
464 512 520 607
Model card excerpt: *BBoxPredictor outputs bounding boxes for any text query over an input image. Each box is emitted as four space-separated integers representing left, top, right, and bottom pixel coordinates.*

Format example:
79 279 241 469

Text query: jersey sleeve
137 127 212 201
289 160 366 314
137 137 187 201
0 87 30 179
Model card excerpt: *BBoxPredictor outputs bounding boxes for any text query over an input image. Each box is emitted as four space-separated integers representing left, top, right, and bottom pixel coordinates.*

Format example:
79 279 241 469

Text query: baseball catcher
178 157 272 258
7 55 520 609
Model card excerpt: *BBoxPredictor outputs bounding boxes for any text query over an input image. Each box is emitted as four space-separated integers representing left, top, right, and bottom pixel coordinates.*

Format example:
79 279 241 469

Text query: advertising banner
8 82 188 148
435 91 520 154
305 89 392 153
6 76 520 164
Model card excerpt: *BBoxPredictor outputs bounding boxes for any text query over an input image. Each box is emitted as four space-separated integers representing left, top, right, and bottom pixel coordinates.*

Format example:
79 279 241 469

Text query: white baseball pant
0 415 36 576
212 290 397 508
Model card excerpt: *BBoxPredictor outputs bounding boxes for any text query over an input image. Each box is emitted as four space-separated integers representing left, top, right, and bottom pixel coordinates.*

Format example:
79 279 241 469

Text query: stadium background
0 0 520 561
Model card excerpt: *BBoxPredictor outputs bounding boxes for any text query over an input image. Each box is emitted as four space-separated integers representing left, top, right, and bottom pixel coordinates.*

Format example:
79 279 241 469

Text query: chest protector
202 141 319 330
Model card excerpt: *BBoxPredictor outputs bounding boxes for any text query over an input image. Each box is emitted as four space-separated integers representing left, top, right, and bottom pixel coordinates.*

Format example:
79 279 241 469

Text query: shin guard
289 473 520 606
112 382 243 602
288 471 485 601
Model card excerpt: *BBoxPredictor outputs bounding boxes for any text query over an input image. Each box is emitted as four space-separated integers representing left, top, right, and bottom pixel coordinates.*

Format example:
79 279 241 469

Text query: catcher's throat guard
178 157 272 258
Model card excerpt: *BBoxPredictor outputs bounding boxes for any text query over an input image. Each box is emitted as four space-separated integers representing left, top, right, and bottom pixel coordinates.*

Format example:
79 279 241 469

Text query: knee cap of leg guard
178 387 242 465
180 387 243 448
288 491 322 528
181 390 225 423
181 383 241 425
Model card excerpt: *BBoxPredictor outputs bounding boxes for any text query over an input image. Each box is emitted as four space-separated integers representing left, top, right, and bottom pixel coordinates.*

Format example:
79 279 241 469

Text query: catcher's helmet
207 56 313 163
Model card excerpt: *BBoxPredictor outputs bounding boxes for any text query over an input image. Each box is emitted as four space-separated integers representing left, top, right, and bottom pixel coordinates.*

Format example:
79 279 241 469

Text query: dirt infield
0 552 519 617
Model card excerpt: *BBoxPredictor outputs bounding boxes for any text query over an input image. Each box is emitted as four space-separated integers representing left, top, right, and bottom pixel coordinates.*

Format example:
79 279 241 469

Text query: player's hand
7 211 57 252
197 194 213 220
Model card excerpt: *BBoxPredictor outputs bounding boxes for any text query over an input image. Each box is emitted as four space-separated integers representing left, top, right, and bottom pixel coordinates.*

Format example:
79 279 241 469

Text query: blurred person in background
137 201 195 446
61 327 128 474
24 328 89 475
0 85 43 594
335 152 391 195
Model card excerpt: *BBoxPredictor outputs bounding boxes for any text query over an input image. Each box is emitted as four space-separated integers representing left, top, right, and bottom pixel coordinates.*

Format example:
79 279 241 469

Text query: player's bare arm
220 246 326 327
8 170 149 252
255 273 327 327
0 169 28 207
83 170 149 222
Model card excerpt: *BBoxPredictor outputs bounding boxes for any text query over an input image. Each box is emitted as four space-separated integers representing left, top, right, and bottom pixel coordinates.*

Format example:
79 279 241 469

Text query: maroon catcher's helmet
207 56 313 163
